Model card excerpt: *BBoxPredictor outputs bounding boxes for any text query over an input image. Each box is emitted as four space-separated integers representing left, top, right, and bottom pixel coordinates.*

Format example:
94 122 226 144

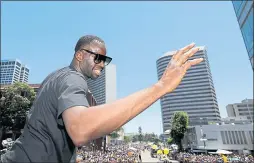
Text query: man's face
76 42 107 80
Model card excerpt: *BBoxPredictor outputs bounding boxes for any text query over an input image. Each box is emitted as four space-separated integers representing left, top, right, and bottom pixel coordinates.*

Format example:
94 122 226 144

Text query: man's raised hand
157 43 204 94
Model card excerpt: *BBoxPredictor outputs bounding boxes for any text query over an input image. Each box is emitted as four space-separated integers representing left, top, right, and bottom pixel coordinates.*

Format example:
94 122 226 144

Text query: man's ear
75 51 84 62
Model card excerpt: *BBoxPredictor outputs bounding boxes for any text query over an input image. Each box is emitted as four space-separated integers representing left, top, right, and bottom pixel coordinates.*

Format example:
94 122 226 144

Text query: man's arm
62 82 165 146
62 43 203 146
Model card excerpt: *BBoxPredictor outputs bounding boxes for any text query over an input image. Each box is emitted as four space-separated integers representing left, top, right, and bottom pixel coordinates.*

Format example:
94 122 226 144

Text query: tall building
87 64 117 105
156 46 221 132
226 99 254 122
232 1 254 69
19 65 29 83
0 59 30 85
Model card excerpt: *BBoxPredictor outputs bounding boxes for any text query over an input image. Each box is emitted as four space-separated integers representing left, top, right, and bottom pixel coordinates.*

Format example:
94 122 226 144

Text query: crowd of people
175 152 254 163
76 143 144 163
2 137 254 163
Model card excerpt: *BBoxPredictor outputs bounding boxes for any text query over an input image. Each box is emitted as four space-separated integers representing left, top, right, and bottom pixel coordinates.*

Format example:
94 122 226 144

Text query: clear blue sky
2 1 253 135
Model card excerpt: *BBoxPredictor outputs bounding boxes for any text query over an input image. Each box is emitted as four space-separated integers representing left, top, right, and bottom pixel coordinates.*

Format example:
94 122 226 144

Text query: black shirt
1 66 90 162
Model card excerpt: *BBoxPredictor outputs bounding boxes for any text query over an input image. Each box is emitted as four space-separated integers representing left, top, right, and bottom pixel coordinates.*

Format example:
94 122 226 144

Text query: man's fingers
172 42 196 61
179 47 200 65
182 58 204 70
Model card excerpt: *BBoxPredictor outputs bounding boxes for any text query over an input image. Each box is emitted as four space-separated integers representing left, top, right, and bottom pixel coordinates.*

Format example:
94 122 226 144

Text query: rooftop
159 46 206 59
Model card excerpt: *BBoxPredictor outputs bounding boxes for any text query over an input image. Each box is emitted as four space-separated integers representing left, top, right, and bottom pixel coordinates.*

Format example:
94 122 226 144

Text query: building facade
226 99 254 123
19 65 29 83
156 47 221 132
1 59 30 85
221 116 250 125
182 123 254 153
87 64 117 105
232 1 254 69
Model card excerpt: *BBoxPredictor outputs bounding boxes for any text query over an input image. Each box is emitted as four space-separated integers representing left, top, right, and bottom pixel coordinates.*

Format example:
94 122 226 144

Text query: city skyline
157 46 221 132
2 1 253 135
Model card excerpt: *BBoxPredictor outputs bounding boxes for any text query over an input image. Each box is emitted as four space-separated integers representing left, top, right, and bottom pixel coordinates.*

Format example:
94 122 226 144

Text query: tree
132 134 139 142
170 111 189 152
167 137 173 145
108 126 124 142
138 126 143 142
124 136 131 143
0 82 35 148
109 132 120 139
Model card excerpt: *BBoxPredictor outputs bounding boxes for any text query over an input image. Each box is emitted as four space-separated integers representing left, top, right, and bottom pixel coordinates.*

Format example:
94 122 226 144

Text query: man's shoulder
50 66 87 84
53 67 88 92
38 66 88 94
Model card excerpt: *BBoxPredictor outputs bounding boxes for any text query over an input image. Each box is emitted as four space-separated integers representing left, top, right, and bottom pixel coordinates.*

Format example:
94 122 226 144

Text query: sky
2 1 253 135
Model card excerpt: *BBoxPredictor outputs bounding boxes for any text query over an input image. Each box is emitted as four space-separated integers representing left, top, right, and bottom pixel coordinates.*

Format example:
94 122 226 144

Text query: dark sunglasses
80 49 112 66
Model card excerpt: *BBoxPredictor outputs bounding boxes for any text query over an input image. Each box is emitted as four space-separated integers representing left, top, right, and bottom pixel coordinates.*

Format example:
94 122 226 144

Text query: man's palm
159 43 203 94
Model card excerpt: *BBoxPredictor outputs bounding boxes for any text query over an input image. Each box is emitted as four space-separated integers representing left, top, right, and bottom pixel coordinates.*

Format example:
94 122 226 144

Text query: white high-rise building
156 47 221 132
87 64 117 105
226 99 254 122
19 65 29 83
0 59 29 85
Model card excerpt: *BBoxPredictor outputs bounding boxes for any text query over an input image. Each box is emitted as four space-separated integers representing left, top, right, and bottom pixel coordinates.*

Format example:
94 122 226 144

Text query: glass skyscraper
232 1 254 69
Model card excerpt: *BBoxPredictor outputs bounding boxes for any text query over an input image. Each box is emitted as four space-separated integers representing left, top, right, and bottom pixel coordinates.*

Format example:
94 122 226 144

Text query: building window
228 131 233 144
235 131 240 144
225 131 230 144
241 131 248 144
233 1 244 14
249 131 253 144
221 131 226 144
231 131 237 144
238 131 243 144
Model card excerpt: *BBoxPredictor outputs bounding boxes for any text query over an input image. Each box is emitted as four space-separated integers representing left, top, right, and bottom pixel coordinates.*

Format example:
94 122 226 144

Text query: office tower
19 65 29 83
226 99 254 122
0 59 30 85
87 64 117 105
156 47 221 132
232 1 254 69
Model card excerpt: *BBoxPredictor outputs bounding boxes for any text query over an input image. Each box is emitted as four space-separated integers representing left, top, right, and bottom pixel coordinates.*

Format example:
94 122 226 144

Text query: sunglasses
80 49 112 66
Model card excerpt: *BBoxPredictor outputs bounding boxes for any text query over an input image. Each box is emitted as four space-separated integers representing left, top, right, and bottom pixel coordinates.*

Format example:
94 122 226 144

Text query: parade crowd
76 143 144 163
175 152 254 163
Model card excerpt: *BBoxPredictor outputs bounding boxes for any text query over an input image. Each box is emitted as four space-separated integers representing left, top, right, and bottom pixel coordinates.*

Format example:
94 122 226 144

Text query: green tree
109 127 124 139
167 137 173 145
138 126 143 142
109 132 119 139
0 82 35 148
124 136 131 143
152 137 160 145
170 111 189 152
132 135 138 142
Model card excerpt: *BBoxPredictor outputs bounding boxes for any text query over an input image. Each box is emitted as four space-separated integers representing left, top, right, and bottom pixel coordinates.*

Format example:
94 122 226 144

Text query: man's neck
69 61 89 80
